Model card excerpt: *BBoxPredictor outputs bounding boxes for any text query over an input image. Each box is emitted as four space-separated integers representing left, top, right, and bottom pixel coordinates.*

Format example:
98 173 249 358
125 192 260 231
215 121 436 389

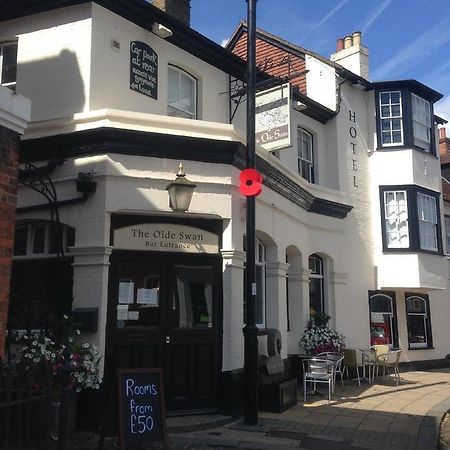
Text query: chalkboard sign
117 368 167 450
130 41 158 99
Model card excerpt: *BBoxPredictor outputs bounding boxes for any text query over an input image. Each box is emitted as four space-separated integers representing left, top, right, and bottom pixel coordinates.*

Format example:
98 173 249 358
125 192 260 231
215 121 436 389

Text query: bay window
375 84 439 155
380 186 442 253
405 294 432 349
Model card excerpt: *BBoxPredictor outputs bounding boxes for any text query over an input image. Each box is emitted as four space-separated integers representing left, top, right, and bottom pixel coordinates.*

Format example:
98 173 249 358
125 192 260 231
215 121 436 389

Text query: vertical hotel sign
130 41 158 99
255 83 291 151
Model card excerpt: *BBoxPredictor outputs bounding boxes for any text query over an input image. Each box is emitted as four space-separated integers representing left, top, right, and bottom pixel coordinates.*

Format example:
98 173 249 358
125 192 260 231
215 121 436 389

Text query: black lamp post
166 162 196 212
243 0 258 426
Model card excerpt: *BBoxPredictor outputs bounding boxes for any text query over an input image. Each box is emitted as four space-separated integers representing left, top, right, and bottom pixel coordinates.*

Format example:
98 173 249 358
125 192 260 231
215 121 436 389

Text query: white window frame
412 93 431 152
13 223 72 260
309 254 325 314
369 292 396 348
417 192 438 252
445 216 450 256
297 127 314 182
0 41 18 89
379 91 403 146
384 190 409 249
406 295 430 349
255 238 266 327
168 65 197 120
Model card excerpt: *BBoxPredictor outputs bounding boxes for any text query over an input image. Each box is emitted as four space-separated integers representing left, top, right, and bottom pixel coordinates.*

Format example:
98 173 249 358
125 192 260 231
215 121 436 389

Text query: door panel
107 253 221 412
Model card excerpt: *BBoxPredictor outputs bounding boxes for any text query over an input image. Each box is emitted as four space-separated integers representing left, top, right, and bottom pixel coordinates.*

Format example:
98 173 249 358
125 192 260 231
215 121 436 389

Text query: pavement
72 368 450 450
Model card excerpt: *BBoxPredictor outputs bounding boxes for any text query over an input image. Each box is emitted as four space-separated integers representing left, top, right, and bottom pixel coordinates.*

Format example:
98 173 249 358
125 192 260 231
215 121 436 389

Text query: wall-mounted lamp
166 163 196 212
151 22 173 38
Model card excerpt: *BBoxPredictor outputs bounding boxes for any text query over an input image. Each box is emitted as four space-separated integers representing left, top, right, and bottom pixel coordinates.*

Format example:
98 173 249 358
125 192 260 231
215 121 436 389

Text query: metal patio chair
316 352 345 390
372 349 402 385
303 358 335 403
344 348 372 386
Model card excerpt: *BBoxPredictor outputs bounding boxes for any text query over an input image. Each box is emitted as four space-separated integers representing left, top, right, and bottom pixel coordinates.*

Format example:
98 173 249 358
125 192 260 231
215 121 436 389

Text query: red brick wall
0 126 19 359
231 32 307 94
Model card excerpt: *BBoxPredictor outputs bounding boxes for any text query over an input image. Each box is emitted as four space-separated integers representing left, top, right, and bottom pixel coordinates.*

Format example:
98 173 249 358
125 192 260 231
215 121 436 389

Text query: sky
191 0 450 132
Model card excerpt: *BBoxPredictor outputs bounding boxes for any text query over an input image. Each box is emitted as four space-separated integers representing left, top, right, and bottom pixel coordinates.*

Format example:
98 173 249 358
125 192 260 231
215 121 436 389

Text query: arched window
309 254 324 314
368 291 398 347
405 294 432 349
13 222 75 258
297 128 314 183
168 65 197 119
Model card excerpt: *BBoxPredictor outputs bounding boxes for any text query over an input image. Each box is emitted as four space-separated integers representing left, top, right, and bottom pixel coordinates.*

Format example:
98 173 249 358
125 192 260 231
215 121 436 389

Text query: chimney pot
336 38 344 51
352 31 362 46
344 35 353 49
439 127 447 140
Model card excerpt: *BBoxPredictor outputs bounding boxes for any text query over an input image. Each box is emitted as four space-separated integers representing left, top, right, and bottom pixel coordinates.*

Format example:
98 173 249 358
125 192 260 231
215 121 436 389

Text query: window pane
167 66 196 119
32 226 46 254
384 190 409 248
406 297 426 313
1 43 17 84
48 224 63 254
407 315 427 345
14 227 27 255
369 294 395 346
174 266 213 328
417 192 437 251
168 68 178 104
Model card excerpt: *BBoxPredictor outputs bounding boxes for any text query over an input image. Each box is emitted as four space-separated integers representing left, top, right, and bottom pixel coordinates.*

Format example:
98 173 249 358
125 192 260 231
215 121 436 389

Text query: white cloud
435 96 450 134
372 16 450 80
361 0 392 34
302 0 350 41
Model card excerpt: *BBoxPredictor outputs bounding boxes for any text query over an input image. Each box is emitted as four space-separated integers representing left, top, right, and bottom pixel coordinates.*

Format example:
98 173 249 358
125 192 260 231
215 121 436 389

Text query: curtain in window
384 191 409 248
417 192 438 251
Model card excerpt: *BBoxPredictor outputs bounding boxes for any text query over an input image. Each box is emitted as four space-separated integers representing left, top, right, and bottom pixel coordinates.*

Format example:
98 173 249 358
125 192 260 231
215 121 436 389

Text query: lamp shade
166 163 196 212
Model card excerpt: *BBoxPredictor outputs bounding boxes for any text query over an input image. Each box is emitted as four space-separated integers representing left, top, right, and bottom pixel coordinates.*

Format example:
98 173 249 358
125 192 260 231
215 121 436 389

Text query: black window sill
407 346 435 350
382 248 443 256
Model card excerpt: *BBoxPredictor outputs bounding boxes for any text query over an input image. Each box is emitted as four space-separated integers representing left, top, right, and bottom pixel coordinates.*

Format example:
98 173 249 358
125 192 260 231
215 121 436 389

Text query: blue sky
191 0 450 131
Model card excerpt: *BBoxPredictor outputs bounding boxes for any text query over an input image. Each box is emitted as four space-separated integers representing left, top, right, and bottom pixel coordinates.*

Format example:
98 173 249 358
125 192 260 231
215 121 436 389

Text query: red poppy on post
239 169 262 197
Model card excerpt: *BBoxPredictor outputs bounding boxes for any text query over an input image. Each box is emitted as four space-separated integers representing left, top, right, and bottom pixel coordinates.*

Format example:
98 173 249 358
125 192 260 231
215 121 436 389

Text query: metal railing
0 360 70 450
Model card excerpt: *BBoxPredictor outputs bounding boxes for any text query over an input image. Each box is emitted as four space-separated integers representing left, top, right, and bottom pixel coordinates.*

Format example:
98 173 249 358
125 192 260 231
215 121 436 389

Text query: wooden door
107 253 221 412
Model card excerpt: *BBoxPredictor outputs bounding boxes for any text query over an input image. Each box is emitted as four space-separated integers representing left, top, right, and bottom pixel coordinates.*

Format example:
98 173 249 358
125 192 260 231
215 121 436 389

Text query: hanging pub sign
117 368 167 450
255 83 291 152
130 41 158 99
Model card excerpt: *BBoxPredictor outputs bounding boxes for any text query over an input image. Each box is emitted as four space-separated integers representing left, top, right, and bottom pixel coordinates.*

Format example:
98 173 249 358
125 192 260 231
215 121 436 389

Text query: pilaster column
69 245 113 375
221 249 246 372
330 271 348 330
286 268 303 355
265 261 290 358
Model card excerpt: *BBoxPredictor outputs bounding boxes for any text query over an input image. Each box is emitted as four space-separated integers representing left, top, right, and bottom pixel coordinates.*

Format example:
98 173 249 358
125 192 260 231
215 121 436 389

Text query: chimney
152 0 191 26
439 127 450 158
330 30 369 79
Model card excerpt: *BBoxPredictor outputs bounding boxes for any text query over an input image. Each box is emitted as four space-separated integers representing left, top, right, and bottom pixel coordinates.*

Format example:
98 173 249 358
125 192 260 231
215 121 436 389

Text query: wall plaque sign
114 224 220 254
130 41 158 99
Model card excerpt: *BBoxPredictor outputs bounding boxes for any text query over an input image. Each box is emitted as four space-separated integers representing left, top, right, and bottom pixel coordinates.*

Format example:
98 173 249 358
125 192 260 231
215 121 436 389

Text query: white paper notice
116 305 128 321
128 310 139 320
118 281 134 304
137 288 159 306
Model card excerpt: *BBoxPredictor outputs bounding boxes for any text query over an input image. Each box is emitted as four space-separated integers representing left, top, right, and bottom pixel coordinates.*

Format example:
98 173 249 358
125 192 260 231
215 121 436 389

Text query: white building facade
1 0 449 419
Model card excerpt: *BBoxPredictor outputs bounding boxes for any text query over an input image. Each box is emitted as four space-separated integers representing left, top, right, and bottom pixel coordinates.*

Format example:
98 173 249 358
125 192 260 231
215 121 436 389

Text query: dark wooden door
107 253 221 412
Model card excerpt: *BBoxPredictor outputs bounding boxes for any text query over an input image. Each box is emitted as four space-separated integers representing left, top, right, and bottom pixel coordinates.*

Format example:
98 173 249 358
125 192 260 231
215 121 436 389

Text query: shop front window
405 294 432 349
368 291 398 347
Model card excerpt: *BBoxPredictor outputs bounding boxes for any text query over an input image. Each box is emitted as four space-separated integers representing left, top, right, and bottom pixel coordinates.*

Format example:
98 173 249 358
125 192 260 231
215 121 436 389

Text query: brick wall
151 0 191 26
0 126 19 359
